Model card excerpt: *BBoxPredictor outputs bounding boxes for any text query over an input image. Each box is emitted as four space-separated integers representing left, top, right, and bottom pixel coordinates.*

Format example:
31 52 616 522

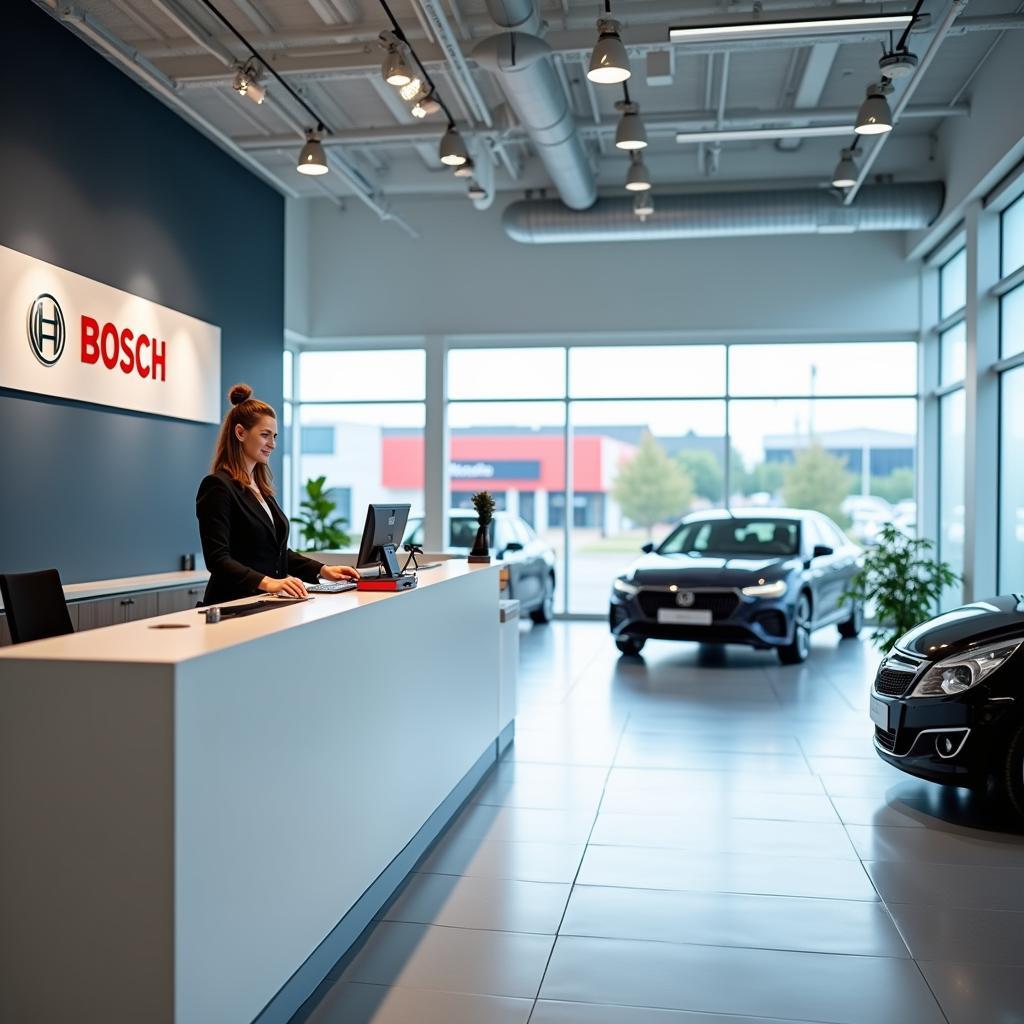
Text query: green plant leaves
842 522 961 652
291 476 352 552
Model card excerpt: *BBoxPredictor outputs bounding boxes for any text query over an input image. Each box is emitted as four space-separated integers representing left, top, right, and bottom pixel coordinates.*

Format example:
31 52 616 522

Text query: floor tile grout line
402 869 888 904
525 709 632 1024
373 914 921 961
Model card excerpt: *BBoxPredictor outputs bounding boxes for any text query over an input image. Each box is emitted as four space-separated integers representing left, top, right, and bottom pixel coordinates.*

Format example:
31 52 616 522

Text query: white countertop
0 560 496 665
0 570 210 612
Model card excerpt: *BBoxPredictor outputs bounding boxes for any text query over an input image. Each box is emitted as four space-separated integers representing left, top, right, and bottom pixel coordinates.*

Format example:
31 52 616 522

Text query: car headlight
909 638 1023 697
741 579 788 598
613 577 639 597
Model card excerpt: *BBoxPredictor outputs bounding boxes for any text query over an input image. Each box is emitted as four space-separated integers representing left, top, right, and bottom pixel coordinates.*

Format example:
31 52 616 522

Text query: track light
382 42 413 87
855 82 894 135
633 192 654 221
831 148 858 189
399 77 423 101
588 18 631 84
467 181 487 201
297 130 329 175
614 101 647 150
453 159 474 179
625 154 651 192
412 94 441 118
439 125 469 166
233 62 265 104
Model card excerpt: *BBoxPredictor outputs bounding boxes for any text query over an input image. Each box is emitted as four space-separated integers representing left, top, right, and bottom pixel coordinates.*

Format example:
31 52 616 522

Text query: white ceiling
40 0 1023 207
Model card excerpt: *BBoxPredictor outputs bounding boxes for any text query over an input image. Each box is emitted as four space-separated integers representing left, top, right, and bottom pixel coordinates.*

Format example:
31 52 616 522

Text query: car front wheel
615 637 646 656
529 575 555 624
778 593 812 665
838 600 864 639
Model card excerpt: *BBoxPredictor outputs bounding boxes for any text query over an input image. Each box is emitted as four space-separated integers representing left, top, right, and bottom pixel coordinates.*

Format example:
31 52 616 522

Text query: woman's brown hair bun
228 383 253 406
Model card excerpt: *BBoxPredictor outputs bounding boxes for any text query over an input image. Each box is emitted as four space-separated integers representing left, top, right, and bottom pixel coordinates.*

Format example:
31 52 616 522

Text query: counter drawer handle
120 598 135 606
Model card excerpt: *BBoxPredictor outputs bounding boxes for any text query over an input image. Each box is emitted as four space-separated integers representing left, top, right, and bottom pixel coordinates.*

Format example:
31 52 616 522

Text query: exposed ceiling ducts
474 0 597 211
502 182 945 243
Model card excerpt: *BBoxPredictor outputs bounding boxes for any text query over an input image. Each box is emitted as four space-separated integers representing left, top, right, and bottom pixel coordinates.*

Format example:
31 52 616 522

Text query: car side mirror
812 544 834 559
641 542 655 554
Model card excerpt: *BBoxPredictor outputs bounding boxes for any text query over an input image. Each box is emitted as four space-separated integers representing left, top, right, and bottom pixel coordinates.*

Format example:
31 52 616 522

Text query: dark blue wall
0 1 284 583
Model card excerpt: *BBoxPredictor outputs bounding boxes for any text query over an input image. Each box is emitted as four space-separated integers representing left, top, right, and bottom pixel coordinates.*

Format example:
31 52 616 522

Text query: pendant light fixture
439 124 469 166
297 129 329 175
855 81 894 135
831 148 858 188
614 100 647 150
382 40 413 87
453 159 474 179
588 2 630 84
625 153 651 192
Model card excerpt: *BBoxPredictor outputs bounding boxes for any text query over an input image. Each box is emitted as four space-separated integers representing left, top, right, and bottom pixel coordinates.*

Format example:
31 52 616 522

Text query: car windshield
659 518 800 557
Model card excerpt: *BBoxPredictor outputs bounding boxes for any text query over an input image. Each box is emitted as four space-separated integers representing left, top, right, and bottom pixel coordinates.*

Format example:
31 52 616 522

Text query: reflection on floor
294 623 1024 1024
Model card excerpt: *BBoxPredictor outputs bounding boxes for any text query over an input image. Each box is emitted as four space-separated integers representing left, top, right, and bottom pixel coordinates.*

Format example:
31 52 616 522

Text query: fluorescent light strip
675 124 854 144
669 14 913 43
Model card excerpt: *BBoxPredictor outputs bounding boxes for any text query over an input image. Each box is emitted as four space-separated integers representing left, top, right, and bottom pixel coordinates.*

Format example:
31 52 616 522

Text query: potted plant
843 523 961 653
468 490 496 563
292 476 351 552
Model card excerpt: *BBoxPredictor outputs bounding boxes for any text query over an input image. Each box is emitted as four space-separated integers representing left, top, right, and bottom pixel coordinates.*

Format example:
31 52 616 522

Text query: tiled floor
295 623 1024 1024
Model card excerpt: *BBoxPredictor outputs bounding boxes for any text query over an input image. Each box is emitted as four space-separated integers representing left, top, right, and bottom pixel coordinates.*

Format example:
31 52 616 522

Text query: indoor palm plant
292 476 351 551
843 523 961 652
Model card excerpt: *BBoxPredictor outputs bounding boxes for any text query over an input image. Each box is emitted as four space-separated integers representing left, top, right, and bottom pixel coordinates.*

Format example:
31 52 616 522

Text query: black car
609 509 863 664
870 595 1024 815
405 511 556 623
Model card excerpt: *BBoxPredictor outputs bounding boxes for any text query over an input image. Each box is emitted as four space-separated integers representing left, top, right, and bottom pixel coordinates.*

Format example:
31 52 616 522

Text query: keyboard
306 580 358 594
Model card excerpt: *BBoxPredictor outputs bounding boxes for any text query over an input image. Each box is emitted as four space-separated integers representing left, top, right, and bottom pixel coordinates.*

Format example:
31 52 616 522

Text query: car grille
874 726 898 752
637 590 739 620
874 666 915 697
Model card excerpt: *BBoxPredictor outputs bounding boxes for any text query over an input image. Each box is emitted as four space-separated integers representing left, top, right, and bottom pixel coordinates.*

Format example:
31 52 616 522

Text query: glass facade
936 249 967 608
999 194 1024 589
999 366 1024 590
940 248 967 319
447 342 917 614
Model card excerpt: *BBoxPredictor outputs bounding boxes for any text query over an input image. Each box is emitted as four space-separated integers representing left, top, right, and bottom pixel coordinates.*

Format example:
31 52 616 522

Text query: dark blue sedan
609 509 863 663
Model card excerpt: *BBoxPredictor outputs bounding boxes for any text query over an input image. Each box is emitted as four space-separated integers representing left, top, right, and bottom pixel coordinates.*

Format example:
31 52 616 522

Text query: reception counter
0 561 507 1024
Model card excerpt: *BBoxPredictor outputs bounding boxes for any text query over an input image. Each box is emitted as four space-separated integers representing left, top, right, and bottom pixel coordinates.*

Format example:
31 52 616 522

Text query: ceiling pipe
845 0 968 205
503 183 944 243
474 0 596 210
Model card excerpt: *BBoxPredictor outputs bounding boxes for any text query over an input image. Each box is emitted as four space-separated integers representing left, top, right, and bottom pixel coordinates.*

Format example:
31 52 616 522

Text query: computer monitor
355 504 412 579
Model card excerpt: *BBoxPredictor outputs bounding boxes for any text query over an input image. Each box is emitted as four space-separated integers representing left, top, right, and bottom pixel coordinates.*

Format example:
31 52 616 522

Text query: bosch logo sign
26 293 167 381
27 294 66 366
4 244 220 423
676 591 696 608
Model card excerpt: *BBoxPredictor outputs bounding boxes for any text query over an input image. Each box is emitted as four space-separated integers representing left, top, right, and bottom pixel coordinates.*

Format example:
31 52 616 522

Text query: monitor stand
357 544 418 592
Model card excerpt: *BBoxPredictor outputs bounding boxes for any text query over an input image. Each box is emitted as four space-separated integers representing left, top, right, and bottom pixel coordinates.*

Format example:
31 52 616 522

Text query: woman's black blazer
196 469 323 605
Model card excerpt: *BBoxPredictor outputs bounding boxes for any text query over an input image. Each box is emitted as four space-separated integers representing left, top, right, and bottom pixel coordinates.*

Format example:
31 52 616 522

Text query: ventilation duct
474 1 596 211
503 183 944 243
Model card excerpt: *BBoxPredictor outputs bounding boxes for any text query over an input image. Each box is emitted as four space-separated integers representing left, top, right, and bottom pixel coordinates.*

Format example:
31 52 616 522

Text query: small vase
468 522 492 563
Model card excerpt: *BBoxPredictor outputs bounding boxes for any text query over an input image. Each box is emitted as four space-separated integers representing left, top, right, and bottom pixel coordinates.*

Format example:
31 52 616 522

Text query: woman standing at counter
196 383 359 605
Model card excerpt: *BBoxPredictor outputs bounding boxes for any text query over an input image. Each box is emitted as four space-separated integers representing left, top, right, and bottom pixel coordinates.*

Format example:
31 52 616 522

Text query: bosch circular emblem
27 293 66 366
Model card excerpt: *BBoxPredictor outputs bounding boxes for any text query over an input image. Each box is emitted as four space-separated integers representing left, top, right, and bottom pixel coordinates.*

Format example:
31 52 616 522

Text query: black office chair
0 569 74 644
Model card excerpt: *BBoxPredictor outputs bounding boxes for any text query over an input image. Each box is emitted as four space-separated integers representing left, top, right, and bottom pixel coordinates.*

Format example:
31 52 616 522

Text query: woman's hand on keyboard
320 564 361 582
